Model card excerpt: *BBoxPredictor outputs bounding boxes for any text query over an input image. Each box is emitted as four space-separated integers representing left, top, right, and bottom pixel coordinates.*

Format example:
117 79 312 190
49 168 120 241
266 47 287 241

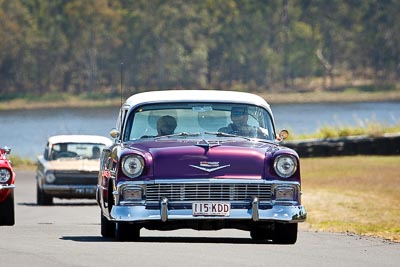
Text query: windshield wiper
155 132 201 139
204 131 252 141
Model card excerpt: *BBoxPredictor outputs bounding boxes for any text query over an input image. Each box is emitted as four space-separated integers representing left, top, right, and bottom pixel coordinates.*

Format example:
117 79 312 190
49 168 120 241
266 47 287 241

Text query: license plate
192 202 230 216
75 188 95 194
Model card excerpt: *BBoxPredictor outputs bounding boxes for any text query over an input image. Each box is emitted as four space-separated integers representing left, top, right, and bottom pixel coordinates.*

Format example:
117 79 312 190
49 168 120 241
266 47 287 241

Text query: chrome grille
145 183 272 202
54 171 98 185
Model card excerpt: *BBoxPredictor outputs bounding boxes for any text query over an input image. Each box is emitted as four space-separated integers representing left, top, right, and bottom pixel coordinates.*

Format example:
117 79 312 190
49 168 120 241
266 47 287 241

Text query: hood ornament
189 161 230 173
195 139 221 149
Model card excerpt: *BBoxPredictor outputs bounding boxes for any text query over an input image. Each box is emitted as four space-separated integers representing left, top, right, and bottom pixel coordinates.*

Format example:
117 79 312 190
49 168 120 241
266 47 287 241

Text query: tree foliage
0 0 399 98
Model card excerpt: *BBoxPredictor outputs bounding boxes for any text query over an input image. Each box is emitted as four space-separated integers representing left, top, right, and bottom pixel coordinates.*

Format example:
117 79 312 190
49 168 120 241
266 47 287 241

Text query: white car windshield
50 143 106 160
123 103 275 141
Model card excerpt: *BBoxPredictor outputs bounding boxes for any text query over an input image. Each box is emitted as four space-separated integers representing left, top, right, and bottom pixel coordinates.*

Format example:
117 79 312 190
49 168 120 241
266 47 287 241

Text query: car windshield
123 102 275 141
50 143 106 160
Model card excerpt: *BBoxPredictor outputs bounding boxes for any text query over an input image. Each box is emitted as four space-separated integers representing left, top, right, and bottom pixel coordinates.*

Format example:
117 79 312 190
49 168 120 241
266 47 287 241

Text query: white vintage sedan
36 135 112 205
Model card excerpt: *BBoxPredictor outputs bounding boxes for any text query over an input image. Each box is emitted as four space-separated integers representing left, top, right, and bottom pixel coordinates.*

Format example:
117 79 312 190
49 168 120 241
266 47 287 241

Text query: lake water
1 102 399 158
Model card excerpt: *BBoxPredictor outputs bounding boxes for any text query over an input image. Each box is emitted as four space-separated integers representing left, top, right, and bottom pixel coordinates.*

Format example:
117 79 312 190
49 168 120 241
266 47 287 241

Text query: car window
50 143 106 160
124 103 275 141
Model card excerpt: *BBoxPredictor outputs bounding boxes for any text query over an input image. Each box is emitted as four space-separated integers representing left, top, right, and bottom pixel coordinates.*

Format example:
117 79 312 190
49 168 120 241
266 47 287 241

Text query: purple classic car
97 90 306 243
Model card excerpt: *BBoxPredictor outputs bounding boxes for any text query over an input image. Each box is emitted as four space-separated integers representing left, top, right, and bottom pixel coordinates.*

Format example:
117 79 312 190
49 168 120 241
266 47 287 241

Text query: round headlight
0 168 11 183
45 173 56 183
122 155 144 178
274 155 297 178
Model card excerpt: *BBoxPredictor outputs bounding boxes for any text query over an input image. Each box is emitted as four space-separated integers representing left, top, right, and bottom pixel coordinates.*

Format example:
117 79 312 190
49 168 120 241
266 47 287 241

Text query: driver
218 107 256 136
52 143 77 159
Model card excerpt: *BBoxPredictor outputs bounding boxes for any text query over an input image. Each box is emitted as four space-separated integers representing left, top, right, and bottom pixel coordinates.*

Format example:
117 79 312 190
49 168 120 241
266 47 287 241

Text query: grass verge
301 156 400 242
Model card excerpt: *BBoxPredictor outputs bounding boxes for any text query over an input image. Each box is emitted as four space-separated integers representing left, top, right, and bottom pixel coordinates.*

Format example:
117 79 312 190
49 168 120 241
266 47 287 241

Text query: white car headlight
45 172 56 183
0 168 11 183
274 155 297 178
122 155 144 178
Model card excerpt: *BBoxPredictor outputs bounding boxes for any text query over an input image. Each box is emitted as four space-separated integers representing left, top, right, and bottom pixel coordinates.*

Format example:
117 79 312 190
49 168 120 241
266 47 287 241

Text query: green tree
1 0 400 98
119 0 210 91
22 0 70 95
63 0 123 93
360 0 400 82
0 0 37 96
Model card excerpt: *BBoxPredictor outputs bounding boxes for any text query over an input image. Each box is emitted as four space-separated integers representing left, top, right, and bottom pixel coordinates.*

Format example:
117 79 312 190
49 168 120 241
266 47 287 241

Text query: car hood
44 159 100 172
127 139 280 180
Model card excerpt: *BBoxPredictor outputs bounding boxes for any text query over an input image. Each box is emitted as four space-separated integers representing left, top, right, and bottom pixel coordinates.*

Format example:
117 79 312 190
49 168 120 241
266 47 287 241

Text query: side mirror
110 128 120 139
4 146 11 154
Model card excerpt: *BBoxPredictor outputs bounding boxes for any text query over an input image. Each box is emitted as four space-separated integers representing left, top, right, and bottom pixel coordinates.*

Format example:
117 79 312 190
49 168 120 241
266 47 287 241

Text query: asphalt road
1 171 399 267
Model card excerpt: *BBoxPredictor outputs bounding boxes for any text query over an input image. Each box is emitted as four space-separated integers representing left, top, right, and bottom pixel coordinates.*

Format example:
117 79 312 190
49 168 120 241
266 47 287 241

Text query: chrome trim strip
119 200 146 206
112 190 119 204
153 179 300 185
189 164 231 173
143 200 273 205
117 179 301 186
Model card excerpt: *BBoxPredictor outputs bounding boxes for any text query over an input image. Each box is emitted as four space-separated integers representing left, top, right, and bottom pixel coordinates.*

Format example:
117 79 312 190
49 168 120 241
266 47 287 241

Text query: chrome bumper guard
110 196 307 223
0 184 15 190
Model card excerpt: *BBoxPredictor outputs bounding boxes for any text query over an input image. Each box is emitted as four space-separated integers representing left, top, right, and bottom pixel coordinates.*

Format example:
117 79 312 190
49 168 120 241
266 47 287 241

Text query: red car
0 147 15 226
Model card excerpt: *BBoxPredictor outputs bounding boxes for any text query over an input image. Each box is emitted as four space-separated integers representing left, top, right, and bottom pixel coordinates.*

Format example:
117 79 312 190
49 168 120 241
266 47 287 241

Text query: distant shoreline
1 90 400 110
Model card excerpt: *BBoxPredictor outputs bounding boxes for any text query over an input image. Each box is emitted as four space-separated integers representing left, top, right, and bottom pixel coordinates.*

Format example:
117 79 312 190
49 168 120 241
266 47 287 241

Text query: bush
8 155 36 170
291 122 400 140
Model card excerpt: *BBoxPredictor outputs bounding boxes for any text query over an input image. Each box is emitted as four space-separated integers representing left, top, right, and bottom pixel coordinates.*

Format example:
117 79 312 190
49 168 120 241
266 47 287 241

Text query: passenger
157 115 177 136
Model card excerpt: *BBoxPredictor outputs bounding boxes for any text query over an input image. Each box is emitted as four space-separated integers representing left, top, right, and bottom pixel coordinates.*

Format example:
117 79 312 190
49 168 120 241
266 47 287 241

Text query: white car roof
47 135 113 145
123 90 272 113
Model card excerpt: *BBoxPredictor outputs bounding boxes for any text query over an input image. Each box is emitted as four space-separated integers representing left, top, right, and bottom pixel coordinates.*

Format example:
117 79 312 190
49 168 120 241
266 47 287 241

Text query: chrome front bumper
110 197 307 223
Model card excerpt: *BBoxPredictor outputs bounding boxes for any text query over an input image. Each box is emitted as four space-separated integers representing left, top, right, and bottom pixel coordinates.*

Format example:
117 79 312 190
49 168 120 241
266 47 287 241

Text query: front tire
273 223 298 244
115 222 140 241
101 212 115 238
37 182 53 205
250 227 270 241
0 191 15 226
